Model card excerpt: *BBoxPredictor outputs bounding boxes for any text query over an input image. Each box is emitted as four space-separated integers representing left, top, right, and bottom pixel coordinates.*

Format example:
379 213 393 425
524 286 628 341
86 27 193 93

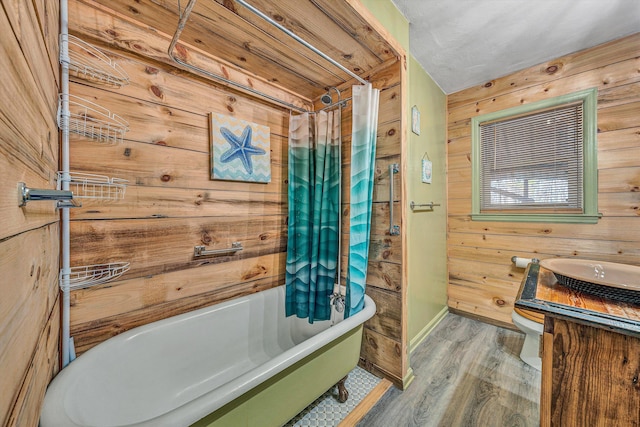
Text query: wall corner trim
402 367 415 390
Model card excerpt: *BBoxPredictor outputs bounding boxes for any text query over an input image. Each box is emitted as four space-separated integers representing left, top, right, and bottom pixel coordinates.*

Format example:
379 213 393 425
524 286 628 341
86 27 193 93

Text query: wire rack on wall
61 34 130 87
57 94 129 144
57 172 128 201
60 262 131 292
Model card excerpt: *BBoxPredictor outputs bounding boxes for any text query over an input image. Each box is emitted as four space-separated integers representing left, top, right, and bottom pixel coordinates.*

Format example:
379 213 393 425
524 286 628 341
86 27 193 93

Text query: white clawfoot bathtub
40 285 376 427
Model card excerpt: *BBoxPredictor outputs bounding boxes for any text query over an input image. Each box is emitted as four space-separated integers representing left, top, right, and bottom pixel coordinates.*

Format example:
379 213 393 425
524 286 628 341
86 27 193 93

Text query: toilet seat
514 306 544 325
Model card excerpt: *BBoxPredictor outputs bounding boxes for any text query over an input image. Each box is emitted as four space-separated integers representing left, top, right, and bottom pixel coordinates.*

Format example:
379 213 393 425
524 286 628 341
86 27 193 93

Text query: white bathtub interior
41 285 374 427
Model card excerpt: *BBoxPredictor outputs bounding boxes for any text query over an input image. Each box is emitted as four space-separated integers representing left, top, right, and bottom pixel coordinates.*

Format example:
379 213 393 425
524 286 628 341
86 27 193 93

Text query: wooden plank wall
66 0 293 353
446 33 640 326
67 0 408 389
1 1 61 426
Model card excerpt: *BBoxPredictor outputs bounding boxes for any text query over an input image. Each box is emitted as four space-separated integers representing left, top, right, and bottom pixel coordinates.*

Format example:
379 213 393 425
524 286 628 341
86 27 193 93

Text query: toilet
511 307 544 370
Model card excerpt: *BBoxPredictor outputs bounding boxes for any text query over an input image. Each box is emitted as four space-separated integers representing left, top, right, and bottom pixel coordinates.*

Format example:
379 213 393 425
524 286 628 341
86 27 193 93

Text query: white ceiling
390 0 640 94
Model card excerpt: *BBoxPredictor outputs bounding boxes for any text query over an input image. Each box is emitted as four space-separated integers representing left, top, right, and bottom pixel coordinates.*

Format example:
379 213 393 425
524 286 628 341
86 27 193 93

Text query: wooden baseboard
358 359 402 389
448 307 519 332
338 378 394 427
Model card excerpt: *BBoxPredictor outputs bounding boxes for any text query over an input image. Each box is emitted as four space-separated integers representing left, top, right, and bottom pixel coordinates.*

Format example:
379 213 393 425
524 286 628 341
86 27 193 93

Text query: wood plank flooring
357 313 541 427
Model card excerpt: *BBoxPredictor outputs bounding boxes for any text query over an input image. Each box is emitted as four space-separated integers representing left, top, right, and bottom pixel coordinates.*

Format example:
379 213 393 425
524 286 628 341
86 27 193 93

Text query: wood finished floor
357 313 541 427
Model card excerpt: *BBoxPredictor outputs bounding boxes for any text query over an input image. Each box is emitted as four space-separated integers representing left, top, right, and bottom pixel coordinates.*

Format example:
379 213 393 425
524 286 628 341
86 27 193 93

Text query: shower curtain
346 83 379 317
285 110 341 323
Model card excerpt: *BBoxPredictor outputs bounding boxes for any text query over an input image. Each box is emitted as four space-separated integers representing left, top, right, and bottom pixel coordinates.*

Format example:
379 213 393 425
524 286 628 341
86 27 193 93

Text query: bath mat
285 366 381 427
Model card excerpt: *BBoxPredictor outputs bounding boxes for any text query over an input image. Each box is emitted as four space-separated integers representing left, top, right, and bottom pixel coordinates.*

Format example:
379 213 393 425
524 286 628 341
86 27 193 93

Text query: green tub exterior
191 325 364 427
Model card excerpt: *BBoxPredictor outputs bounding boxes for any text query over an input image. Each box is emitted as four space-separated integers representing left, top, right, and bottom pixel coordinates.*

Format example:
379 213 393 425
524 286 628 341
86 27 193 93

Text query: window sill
471 213 602 224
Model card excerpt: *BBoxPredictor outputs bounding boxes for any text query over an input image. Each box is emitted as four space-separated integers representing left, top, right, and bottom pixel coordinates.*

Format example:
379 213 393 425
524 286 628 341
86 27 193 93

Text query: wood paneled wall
66 0 408 388
446 33 640 326
67 0 294 354
1 1 60 426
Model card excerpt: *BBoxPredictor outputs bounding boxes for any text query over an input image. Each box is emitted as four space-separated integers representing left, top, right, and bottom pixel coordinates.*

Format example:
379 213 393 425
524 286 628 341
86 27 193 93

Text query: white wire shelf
58 172 128 201
57 94 129 144
59 262 131 291
61 34 130 87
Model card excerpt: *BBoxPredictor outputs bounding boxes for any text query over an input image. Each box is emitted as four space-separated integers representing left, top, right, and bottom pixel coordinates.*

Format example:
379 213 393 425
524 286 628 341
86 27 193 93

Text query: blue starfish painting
219 125 265 175
210 113 271 183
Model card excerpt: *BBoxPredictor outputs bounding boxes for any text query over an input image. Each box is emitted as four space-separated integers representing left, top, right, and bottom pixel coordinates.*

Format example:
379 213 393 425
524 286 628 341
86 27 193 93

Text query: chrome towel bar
194 242 243 257
389 163 400 236
410 201 441 210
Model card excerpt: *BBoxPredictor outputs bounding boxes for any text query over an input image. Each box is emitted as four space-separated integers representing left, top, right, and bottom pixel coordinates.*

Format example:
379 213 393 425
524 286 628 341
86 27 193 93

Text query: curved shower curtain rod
169 0 368 113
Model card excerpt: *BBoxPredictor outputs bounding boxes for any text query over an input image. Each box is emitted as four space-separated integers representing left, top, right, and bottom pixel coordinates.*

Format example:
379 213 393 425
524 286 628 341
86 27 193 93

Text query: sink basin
540 258 640 303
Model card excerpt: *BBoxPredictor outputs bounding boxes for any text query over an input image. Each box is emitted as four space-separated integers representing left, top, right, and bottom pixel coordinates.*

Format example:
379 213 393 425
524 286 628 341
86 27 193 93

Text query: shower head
320 87 341 106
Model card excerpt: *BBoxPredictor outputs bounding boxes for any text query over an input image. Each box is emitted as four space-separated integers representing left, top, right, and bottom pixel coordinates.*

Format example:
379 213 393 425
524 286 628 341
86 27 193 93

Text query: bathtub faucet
330 292 345 313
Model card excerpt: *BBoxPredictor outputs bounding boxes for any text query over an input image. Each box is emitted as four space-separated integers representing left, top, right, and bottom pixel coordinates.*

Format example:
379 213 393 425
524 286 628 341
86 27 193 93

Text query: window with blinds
479 103 583 211
470 88 600 223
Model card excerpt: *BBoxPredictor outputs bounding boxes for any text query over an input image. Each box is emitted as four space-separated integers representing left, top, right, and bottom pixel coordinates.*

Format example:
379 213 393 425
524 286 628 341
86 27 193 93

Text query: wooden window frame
470 88 601 224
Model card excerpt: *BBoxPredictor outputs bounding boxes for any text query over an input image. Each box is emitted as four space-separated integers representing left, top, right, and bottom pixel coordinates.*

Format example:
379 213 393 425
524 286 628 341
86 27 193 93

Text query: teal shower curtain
285 110 341 323
346 83 379 317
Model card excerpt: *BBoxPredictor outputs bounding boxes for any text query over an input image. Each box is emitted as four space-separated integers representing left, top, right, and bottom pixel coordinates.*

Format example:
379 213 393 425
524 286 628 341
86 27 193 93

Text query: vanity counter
516 263 640 338
515 263 640 426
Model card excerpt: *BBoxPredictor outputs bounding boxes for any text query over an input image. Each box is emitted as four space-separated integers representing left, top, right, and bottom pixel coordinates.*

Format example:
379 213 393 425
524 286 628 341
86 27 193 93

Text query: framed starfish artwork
209 113 271 183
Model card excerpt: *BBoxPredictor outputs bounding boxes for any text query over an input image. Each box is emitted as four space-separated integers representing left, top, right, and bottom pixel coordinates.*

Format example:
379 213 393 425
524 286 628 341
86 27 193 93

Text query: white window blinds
479 103 583 211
